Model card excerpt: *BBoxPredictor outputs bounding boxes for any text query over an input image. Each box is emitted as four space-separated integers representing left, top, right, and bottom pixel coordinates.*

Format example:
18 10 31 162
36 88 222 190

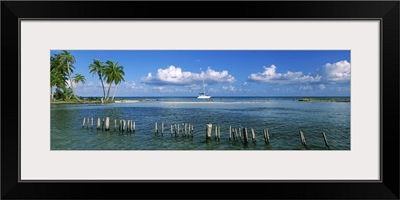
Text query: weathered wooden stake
243 128 249 144
170 124 173 136
322 132 329 147
130 120 133 133
127 120 130 132
263 129 270 143
87 118 89 128
133 121 136 133
177 124 180 136
155 122 158 135
206 123 212 140
234 128 238 140
119 120 122 131
97 118 101 130
185 124 188 136
161 122 164 136
82 118 86 128
229 126 232 140
251 128 256 143
174 124 177 137
122 120 126 132
217 126 221 140
215 126 218 139
91 118 93 129
114 119 117 131
105 117 110 131
299 130 306 145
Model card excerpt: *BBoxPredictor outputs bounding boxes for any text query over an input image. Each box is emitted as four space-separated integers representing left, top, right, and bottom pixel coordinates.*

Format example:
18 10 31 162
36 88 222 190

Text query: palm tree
58 50 81 102
72 73 85 100
89 59 106 99
104 60 125 101
50 54 68 101
111 69 125 101
73 73 86 85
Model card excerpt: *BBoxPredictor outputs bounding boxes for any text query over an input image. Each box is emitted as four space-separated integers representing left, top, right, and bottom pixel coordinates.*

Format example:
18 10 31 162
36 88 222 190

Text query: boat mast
202 78 205 94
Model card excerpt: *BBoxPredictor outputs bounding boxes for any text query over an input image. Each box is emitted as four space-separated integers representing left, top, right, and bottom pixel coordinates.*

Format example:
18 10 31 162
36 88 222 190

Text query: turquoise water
51 97 350 150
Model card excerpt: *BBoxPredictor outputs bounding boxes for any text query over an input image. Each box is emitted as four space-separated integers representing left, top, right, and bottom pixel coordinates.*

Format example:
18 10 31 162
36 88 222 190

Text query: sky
51 50 351 97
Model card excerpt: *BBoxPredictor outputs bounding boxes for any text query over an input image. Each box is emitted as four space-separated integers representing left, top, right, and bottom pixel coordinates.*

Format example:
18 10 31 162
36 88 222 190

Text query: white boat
198 77 211 99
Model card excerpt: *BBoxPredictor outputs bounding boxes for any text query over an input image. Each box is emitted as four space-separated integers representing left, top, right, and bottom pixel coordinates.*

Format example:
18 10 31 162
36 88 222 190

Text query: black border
2 1 399 199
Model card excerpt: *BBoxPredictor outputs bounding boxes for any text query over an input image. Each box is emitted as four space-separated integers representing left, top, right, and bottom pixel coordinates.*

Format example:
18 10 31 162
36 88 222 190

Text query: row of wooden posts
82 118 329 147
154 122 195 137
82 117 136 133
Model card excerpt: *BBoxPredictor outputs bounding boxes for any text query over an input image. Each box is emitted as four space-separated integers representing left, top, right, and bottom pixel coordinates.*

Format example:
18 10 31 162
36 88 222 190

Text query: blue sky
51 50 351 97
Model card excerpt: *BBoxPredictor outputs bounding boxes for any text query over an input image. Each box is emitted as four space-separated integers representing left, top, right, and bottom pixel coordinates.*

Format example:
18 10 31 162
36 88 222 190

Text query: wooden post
206 123 212 140
322 132 329 147
102 118 105 130
161 122 164 136
122 120 126 132
239 128 242 138
174 124 177 137
86 118 89 128
234 128 238 140
251 128 256 143
155 122 158 135
97 118 101 130
177 124 180 136
119 120 122 131
243 128 249 144
191 124 194 137
133 121 136 133
91 118 93 129
170 124 173 135
130 120 133 133
82 118 86 128
218 126 221 140
263 129 270 143
215 126 218 139
105 117 110 131
299 130 306 145
185 124 188 136
114 119 117 131
127 120 130 132
229 126 232 140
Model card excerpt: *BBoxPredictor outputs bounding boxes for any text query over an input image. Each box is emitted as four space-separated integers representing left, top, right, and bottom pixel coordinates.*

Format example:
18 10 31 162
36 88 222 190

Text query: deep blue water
51 97 350 150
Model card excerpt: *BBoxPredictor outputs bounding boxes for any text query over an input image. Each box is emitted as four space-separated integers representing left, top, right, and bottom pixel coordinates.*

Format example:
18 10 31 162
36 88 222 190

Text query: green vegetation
51 50 125 104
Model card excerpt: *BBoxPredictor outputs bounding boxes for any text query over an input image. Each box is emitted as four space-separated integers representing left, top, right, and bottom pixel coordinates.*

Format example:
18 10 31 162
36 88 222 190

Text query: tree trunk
106 83 112 102
112 83 118 101
67 62 81 102
99 72 106 99
51 87 54 101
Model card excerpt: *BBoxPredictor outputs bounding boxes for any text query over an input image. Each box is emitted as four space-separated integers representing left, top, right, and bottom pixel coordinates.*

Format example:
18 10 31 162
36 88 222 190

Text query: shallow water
51 97 350 150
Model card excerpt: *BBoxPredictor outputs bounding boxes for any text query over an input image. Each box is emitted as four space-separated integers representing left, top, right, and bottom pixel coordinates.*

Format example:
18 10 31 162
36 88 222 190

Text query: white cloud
184 84 202 91
318 84 326 90
222 85 236 92
152 86 166 91
248 65 321 84
87 82 94 87
323 60 351 82
124 81 137 89
241 82 248 86
141 65 235 85
299 85 312 90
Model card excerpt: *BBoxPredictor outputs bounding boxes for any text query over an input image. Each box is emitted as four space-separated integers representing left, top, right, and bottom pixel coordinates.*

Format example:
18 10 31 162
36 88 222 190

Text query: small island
298 98 350 102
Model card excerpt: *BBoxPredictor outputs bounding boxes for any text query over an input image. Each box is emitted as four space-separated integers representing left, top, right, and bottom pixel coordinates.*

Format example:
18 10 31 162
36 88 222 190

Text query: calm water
51 97 350 150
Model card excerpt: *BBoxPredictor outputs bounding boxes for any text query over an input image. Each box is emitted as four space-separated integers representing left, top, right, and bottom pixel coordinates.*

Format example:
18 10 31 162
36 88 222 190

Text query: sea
51 96 350 150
